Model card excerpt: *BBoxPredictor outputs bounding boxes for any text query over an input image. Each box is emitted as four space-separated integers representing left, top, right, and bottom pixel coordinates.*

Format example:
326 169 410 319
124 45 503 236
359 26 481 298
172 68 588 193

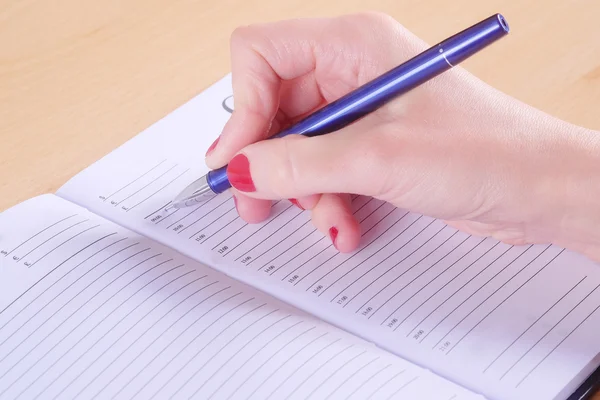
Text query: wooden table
1 0 600 398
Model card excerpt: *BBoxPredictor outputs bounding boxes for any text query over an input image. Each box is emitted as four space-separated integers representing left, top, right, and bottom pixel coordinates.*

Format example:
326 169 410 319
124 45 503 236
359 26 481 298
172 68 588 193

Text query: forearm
538 121 600 260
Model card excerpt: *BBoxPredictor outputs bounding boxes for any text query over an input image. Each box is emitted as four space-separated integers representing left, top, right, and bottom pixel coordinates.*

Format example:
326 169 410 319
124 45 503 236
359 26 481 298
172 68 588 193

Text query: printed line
348 230 461 311
6 214 78 256
154 208 178 224
244 332 329 400
500 280 598 381
166 194 220 229
211 221 250 251
122 290 244 399
188 205 236 239
433 246 547 349
146 297 256 400
483 275 586 373
446 248 561 355
165 304 272 399
323 356 380 399
116 163 177 205
302 208 404 290
280 237 328 281
223 202 288 258
144 201 172 220
399 238 488 336
103 283 230 399
428 245 536 347
30 224 101 267
188 313 291 399
19 219 89 261
199 212 241 244
0 247 153 369
333 218 442 305
412 242 508 343
282 344 354 400
345 363 392 399
177 196 231 234
384 235 470 328
234 207 303 262
81 274 208 398
383 376 420 400
0 234 124 330
264 229 318 274
38 265 202 398
249 220 312 267
127 168 189 212
364 228 456 319
206 321 304 399
515 301 600 387
304 350 369 400
263 338 342 399
105 159 166 201
11 264 185 400
0 234 122 353
365 370 405 399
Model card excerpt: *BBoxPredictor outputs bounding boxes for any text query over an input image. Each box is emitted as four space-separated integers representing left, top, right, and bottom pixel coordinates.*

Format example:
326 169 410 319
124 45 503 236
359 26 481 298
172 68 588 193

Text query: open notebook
1 74 600 400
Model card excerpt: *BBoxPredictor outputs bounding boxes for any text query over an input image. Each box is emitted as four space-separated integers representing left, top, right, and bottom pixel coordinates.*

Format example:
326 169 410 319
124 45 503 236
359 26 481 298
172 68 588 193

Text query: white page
0 194 479 400
58 74 600 400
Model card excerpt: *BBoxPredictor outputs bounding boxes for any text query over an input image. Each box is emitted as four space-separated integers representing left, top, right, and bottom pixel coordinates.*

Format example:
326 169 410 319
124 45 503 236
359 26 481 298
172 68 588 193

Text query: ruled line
104 159 166 201
5 214 78 256
332 219 443 304
223 326 316 400
30 224 101 267
18 219 89 261
116 163 178 206
500 281 599 381
482 276 586 373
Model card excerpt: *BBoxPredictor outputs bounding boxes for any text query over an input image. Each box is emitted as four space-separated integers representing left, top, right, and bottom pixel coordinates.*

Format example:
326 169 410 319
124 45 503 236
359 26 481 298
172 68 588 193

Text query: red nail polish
329 227 339 249
205 137 219 157
227 154 255 192
289 199 304 210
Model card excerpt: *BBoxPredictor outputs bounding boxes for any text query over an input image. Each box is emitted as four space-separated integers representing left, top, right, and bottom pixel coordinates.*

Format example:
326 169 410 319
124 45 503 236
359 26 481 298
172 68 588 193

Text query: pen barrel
272 13 509 139
206 13 509 194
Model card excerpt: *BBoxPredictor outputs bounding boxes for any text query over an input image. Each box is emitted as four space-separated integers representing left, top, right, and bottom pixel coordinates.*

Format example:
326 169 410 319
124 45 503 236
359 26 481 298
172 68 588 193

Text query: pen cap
441 14 509 66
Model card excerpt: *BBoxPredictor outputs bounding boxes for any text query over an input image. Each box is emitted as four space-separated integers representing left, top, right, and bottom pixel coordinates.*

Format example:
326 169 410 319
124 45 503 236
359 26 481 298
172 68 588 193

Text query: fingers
225 125 394 200
310 193 361 252
205 19 330 170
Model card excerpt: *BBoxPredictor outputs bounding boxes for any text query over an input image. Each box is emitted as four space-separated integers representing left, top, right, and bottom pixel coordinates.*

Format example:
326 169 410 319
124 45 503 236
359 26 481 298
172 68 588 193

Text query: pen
169 13 509 209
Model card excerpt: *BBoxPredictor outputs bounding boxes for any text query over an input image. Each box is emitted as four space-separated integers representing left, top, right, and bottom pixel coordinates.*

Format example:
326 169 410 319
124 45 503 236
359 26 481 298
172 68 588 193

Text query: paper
0 195 481 400
57 74 600 400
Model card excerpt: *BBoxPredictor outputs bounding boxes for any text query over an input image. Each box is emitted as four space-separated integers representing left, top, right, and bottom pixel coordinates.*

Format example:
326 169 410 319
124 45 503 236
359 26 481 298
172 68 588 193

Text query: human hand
205 12 600 259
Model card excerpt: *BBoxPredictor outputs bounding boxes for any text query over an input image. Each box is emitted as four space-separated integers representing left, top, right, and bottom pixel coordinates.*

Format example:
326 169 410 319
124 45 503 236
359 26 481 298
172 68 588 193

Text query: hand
205 12 600 260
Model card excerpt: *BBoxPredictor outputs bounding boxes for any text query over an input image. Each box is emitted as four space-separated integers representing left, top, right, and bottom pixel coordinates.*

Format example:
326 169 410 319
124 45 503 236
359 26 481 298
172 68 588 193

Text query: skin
205 12 600 261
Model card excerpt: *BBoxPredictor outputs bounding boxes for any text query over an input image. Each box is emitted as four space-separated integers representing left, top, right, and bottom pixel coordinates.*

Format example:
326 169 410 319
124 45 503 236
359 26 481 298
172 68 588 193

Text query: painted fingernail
329 227 339 249
227 154 255 192
289 199 304 210
205 137 220 157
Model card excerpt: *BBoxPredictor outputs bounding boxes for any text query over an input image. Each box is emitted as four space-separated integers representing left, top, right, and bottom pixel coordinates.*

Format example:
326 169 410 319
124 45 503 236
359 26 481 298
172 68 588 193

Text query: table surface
1 0 600 398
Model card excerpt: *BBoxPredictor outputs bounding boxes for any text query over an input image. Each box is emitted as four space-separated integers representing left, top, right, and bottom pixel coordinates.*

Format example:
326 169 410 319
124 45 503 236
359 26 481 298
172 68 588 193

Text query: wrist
531 120 600 259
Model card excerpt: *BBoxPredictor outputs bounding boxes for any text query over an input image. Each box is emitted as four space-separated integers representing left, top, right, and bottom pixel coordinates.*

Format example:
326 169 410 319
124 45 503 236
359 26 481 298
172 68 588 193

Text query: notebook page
57 74 600 400
0 194 478 400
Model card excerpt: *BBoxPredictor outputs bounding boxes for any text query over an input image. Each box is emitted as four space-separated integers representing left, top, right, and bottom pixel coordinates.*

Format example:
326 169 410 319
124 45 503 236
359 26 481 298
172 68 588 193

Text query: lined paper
57 73 600 400
0 194 480 400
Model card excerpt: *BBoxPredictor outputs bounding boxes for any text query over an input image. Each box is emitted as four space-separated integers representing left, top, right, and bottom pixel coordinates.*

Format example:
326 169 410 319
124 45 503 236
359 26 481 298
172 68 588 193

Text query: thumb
225 127 394 199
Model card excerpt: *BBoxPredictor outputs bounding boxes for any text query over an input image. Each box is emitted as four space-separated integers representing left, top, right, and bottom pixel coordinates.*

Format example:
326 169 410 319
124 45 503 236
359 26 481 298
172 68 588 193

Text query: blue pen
170 13 509 209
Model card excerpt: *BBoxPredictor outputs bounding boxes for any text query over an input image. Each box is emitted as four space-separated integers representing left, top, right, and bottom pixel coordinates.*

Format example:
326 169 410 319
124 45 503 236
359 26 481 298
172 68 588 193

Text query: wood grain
1 1 600 397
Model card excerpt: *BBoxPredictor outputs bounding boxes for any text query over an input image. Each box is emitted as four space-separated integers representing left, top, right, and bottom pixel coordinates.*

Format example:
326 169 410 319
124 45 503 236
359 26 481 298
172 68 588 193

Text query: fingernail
227 154 255 192
289 199 304 210
205 137 220 157
329 227 339 249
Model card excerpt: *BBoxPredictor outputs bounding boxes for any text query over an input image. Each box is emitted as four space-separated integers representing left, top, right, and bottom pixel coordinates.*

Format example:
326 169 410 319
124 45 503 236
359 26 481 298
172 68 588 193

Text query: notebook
1 74 600 400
